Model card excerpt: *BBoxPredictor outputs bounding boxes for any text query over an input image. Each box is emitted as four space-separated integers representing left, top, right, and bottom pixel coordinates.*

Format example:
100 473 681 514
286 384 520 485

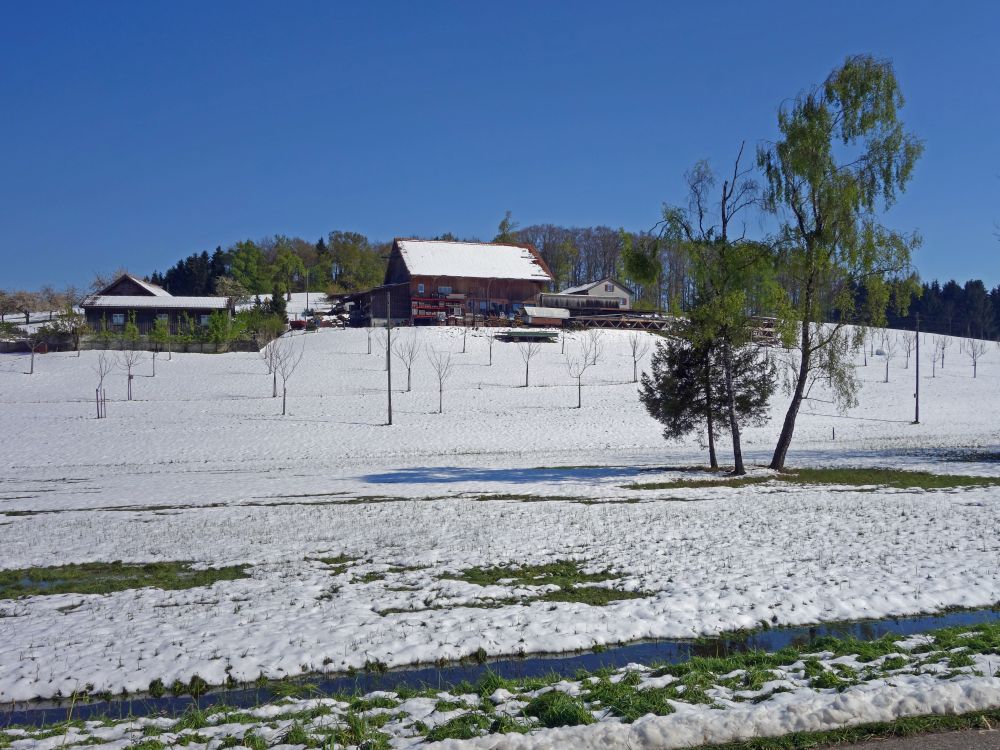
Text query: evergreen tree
269 284 287 319
639 332 775 470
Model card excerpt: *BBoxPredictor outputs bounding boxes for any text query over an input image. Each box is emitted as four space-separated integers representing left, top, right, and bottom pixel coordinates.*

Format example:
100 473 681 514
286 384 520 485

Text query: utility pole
914 313 920 424
386 289 393 426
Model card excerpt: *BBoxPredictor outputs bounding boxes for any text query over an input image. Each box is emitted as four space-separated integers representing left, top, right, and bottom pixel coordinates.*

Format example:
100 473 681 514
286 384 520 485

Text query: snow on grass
6 623 1000 749
0 325 998 703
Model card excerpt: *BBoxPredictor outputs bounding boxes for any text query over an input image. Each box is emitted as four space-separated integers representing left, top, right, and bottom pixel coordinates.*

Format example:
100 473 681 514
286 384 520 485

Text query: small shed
520 306 570 327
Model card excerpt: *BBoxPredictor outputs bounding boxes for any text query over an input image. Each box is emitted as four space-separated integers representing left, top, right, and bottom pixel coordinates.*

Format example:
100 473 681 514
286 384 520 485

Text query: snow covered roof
562 278 631 295
522 306 570 319
129 275 172 297
395 240 552 282
82 296 230 309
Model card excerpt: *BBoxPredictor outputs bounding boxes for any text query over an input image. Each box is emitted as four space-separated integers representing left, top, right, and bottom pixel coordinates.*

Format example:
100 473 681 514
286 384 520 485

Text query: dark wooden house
82 274 232 334
365 239 553 324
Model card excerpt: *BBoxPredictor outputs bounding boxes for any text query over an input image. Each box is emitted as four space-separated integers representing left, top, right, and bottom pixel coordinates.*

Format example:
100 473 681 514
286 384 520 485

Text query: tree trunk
704 362 718 470
884 358 889 383
438 385 443 414
721 342 745 475
524 363 529 387
29 348 34 375
633 358 638 383
770 321 811 470
272 371 277 398
577 377 581 408
407 368 411 392
282 385 287 416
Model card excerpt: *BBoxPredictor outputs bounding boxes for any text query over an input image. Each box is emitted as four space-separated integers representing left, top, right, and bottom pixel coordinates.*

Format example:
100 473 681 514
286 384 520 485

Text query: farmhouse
365 239 553 324
537 277 633 315
82 274 232 334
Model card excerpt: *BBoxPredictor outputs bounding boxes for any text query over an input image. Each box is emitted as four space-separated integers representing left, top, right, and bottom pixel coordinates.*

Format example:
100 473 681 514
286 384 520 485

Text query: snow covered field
1 311 999 714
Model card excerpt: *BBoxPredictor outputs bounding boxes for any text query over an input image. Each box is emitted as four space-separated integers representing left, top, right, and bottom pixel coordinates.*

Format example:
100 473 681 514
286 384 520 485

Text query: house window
417 283 425 295
438 286 452 295
199 314 210 326
156 313 168 322
111 313 125 326
605 283 614 292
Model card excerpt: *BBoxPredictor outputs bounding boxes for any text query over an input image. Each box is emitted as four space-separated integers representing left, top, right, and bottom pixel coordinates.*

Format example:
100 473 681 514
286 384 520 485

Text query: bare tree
880 332 896 383
274 337 305 416
901 330 916 369
937 336 952 369
261 338 283 397
427 347 455 413
961 338 987 378
374 329 388 371
585 329 604 366
92 352 113 418
484 327 497 366
0 290 14 322
118 347 143 400
392 331 420 392
13 291 38 324
367 326 373 355
627 332 651 383
23 326 47 375
565 337 596 408
518 341 542 387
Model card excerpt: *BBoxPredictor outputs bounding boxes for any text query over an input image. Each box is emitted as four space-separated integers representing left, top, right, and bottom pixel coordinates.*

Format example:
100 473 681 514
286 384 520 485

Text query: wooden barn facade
82 274 232 334
364 239 553 324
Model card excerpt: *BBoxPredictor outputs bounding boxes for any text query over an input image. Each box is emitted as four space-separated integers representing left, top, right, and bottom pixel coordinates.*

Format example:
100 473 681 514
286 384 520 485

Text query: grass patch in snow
626 466 1000 491
438 559 648 607
583 671 676 722
424 711 493 741
0 561 248 599
443 559 615 588
522 689 595 727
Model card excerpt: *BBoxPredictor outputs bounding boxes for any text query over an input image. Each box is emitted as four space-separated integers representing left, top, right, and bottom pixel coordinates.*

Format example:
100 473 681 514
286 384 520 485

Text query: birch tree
758 55 923 470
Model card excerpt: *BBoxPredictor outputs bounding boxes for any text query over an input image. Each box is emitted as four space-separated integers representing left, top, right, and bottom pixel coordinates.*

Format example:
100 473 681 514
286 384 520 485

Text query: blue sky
2 1 998 289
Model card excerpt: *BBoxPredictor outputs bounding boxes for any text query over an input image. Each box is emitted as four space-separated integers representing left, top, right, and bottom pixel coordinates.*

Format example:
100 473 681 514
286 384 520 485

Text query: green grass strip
0 561 248 599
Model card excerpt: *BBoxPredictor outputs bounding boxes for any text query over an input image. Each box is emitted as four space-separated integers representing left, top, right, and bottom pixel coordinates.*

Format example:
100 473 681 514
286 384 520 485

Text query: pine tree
639 333 775 470
270 284 287 319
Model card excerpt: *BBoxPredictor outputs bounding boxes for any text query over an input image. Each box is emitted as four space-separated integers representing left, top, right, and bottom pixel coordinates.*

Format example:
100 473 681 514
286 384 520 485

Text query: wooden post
914 314 920 424
386 290 392 426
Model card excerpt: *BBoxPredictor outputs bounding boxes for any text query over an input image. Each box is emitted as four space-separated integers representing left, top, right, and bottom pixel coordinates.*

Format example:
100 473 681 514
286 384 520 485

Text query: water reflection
5 607 998 728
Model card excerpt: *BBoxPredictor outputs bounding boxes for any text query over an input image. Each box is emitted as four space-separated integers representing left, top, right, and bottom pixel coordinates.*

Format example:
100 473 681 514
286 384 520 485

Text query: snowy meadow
1 317 999 728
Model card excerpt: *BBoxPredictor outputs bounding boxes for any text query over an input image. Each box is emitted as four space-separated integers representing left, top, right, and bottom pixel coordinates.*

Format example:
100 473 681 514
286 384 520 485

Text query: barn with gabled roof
367 239 553 324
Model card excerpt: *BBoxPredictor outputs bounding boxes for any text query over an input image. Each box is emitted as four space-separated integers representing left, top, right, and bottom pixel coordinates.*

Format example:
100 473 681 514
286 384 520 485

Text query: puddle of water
4 606 999 728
